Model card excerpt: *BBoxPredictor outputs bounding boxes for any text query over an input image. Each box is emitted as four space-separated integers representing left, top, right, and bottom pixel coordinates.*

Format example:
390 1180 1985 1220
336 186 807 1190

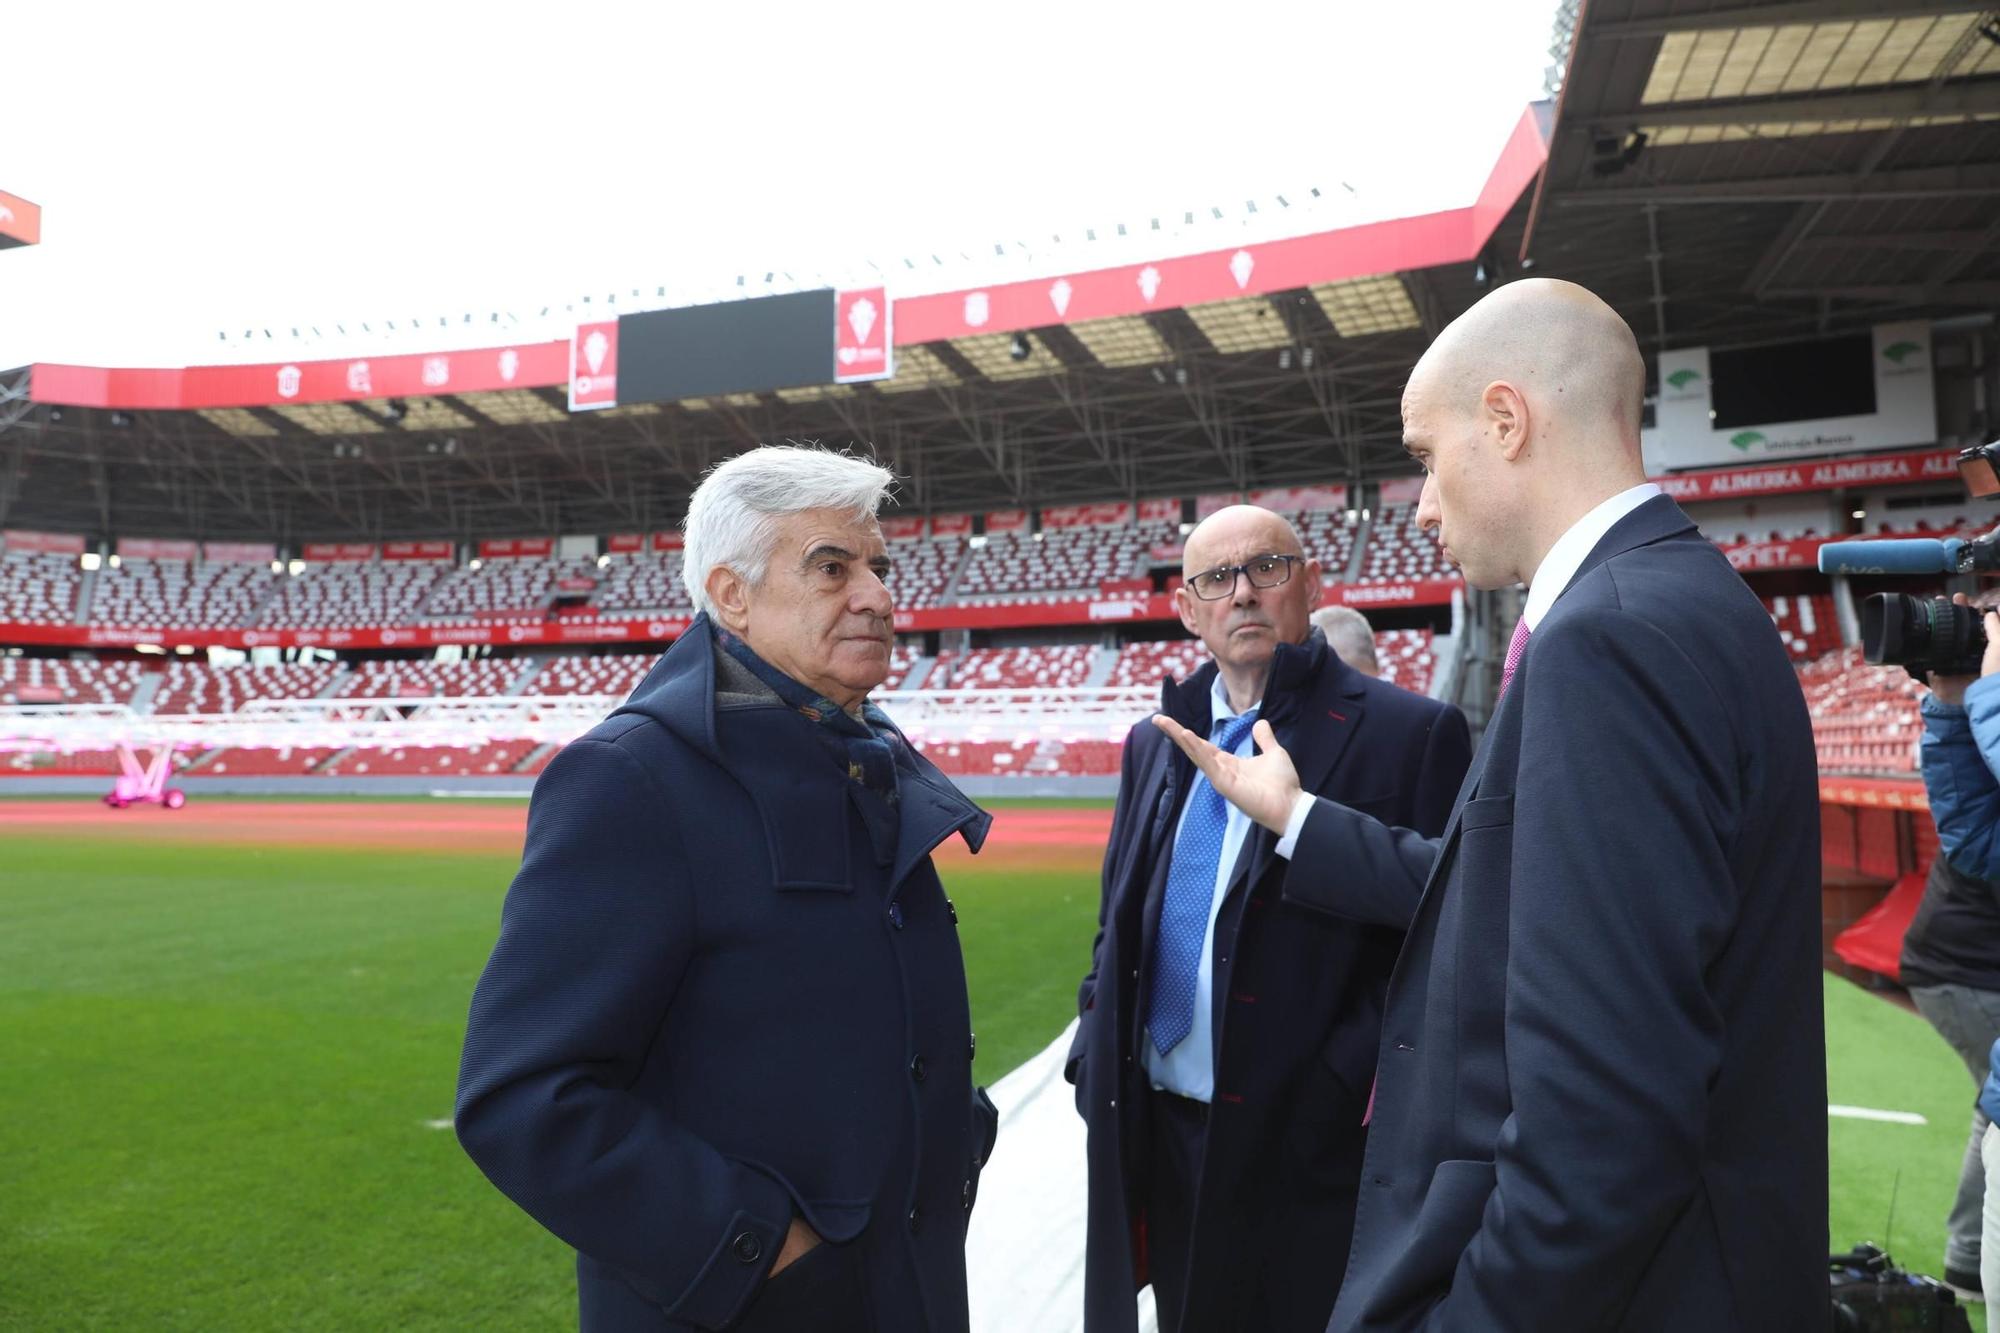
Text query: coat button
731 1231 762 1264
888 902 905 930
967 1033 977 1061
908 1206 923 1234
963 1180 973 1212
910 1055 927 1082
947 898 958 924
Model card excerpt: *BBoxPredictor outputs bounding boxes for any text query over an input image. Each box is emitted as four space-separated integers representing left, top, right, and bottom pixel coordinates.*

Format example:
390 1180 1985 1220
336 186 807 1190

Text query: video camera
1817 440 2000 678
1829 1243 1973 1332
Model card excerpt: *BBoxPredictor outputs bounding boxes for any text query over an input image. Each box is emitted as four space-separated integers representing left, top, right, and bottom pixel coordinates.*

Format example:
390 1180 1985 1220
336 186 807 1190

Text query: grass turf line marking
1828 1103 1928 1125
422 1118 456 1130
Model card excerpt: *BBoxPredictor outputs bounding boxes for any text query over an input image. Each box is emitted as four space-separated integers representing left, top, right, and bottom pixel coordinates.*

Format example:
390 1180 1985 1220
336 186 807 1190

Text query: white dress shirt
1275 481 1664 856
1145 671 1261 1102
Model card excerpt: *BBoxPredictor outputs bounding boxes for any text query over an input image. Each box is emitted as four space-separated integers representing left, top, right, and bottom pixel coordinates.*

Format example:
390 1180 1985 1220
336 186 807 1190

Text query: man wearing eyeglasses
1067 504 1471 1333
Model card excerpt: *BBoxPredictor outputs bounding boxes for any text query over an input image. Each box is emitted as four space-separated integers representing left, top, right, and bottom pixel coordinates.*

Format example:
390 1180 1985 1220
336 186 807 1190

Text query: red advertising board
1719 536 1831 572
930 513 973 537
985 509 1030 534
880 516 927 541
1248 484 1349 513
480 537 554 559
834 287 892 384
1650 448 1960 503
382 540 454 561
0 190 42 247
301 543 378 561
606 534 645 554
117 537 198 561
569 321 619 411
203 542 277 564
1327 579 1462 609
0 529 86 555
33 343 569 411
0 573 1462 652
652 531 685 552
1138 498 1182 525
1041 501 1133 529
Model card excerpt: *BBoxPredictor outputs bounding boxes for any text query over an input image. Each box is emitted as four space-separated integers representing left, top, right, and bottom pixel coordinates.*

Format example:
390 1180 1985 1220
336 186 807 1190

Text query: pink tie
1500 618 1532 696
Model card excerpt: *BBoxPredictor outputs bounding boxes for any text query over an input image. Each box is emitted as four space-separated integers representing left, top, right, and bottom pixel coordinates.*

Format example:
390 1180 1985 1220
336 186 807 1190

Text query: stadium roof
4 1 1997 546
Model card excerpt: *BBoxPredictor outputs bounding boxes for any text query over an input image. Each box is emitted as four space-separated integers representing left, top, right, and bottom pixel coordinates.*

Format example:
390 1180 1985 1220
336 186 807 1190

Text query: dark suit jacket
1067 631 1471 1333
1288 497 1828 1331
455 616 999 1333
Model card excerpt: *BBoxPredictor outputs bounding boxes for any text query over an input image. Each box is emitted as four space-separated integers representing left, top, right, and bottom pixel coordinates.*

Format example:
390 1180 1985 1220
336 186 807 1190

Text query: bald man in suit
1159 279 1827 1331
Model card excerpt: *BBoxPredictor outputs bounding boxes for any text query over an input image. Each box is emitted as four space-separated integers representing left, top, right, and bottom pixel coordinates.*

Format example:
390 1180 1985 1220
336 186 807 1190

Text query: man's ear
1173 584 1200 637
1303 559 1324 609
706 565 753 633
1483 379 1532 462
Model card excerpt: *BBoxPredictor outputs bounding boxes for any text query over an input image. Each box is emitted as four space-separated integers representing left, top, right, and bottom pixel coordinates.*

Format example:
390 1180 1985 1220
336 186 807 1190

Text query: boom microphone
1817 538 1963 576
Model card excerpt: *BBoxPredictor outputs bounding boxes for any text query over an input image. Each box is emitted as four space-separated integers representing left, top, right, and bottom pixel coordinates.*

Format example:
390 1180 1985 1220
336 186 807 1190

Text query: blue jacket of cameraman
1921 674 2000 880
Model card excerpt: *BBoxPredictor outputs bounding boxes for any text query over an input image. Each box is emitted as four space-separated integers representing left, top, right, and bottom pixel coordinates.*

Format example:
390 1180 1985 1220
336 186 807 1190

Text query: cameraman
1912 591 2000 1298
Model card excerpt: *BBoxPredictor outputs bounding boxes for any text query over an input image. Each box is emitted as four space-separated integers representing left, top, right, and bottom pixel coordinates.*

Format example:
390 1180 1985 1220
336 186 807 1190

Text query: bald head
1175 504 1322 708
1409 278 1646 459
1398 279 1651 592
1181 504 1305 575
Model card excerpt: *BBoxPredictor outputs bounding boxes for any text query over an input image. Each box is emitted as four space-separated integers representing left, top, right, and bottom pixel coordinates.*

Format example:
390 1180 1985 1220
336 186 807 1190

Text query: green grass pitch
0 818 1987 1330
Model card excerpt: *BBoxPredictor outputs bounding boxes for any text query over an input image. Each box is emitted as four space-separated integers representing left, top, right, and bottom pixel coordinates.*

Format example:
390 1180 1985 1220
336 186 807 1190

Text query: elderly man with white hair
456 445 998 1333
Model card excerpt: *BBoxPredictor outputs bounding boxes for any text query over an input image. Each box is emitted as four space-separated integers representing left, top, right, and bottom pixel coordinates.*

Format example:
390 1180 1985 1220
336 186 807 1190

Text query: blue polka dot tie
1146 708 1261 1055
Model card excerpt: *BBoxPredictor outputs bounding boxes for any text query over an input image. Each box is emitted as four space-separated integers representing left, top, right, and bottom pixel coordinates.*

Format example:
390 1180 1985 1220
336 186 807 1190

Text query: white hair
1311 604 1379 673
681 445 896 616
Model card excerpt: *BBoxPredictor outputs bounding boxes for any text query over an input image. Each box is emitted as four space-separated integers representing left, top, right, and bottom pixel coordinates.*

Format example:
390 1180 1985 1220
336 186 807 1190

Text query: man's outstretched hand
1151 715 1303 834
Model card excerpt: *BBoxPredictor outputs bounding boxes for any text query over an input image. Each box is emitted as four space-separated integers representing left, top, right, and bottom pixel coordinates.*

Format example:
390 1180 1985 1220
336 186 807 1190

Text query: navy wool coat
456 615 999 1332
1067 631 1471 1332
1291 497 1827 1331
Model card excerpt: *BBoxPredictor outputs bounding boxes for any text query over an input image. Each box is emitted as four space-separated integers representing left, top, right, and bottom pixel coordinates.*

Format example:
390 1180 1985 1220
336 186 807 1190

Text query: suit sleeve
1067 723 1149 1086
1426 607 1740 1331
454 738 793 1331
1281 797 1442 931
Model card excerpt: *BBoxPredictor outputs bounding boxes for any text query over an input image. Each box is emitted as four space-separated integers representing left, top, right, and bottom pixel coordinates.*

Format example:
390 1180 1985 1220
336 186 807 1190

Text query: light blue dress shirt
1144 671 1261 1102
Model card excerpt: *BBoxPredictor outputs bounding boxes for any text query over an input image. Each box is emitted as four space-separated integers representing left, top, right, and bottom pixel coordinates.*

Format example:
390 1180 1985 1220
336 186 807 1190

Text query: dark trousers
1146 1089 1359 1333
1147 1089 1208 1333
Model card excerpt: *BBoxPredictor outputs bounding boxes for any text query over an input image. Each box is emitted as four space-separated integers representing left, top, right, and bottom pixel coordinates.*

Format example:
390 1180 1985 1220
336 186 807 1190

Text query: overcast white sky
0 0 1560 369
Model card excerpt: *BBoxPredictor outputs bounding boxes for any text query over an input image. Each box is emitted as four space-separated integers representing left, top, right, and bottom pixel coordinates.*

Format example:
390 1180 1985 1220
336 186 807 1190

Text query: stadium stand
0 656 144 706
89 559 274 629
524 653 656 698
344 658 525 699
261 560 449 629
1376 627 1436 695
1358 505 1455 583
418 555 597 621
1800 647 1925 776
321 740 539 777
196 747 342 777
151 660 346 714
955 525 1171 602
930 644 1097 689
885 535 967 610
0 551 82 625
1109 638 1208 689
591 551 693 616
1766 594 1841 663
1294 509 1361 580
917 738 1043 776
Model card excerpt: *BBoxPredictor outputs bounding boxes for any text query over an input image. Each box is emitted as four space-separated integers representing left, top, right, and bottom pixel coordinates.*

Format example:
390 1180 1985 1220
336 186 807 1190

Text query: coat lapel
888 751 991 896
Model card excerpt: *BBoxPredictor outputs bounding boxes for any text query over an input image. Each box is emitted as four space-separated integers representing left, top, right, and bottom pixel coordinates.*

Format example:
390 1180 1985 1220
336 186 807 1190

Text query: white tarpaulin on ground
967 1020 1158 1333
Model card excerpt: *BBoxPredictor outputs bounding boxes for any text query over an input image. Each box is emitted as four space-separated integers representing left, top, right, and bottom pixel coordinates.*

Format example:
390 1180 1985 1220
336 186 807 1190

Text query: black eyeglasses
1186 553 1301 600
